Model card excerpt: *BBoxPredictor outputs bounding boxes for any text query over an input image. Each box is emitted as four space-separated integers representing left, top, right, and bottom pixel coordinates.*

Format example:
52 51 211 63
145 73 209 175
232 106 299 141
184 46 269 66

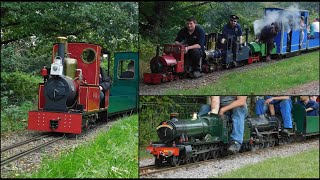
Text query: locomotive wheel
155 157 163 167
192 155 200 163
211 150 219 159
170 156 180 167
186 157 191 164
202 152 210 161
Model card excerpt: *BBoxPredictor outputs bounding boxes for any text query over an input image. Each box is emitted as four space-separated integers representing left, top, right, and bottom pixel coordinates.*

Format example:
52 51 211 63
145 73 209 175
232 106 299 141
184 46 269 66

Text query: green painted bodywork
248 42 277 56
108 52 138 115
172 114 229 143
292 104 319 134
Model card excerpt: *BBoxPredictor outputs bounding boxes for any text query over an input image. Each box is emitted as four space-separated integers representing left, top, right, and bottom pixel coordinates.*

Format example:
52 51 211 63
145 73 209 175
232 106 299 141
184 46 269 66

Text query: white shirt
312 22 319 32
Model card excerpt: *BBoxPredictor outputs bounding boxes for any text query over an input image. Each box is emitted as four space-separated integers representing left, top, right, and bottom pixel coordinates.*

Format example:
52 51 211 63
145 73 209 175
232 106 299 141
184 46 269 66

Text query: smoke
253 4 302 35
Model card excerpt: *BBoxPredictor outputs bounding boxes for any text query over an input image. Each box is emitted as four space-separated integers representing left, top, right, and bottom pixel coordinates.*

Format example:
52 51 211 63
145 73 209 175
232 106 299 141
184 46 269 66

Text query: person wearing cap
222 15 243 67
257 22 280 61
175 16 205 78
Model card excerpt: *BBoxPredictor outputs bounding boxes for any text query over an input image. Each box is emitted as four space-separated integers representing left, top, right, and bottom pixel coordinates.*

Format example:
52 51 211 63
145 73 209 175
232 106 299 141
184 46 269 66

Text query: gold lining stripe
156 124 173 130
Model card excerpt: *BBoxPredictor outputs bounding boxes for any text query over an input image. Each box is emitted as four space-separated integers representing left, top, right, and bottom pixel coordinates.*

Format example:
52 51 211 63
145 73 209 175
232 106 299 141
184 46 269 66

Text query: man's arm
209 96 220 114
306 101 319 112
265 96 290 104
219 96 247 115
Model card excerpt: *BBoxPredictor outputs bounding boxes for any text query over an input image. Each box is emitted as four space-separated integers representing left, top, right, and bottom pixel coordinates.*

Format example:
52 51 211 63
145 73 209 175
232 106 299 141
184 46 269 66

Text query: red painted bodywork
248 56 260 64
144 44 186 84
146 145 180 157
28 111 83 134
29 43 110 134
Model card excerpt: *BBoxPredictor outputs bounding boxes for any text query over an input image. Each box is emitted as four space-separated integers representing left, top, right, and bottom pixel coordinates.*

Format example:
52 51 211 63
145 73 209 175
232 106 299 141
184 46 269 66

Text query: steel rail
1 134 50 153
1 136 64 166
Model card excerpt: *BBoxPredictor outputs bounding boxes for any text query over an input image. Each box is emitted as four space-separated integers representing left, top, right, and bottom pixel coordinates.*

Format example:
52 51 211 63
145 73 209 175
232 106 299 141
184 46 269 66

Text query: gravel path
139 138 319 178
1 120 117 178
139 58 319 95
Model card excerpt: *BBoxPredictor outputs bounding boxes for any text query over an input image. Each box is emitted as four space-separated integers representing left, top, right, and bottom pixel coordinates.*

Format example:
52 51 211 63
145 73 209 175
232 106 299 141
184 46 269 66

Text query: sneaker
233 61 239 67
227 141 241 154
281 128 292 135
193 71 203 78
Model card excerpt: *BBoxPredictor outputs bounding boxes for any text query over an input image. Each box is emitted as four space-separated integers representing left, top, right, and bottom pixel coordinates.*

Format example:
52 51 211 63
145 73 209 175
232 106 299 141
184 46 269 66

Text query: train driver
198 96 248 154
255 96 293 134
120 60 135 78
99 49 112 108
298 96 319 116
175 16 205 78
221 15 243 67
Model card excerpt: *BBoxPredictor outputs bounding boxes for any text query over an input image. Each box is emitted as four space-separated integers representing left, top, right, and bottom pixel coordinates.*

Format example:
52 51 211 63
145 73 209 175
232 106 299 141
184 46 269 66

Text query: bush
1 72 42 106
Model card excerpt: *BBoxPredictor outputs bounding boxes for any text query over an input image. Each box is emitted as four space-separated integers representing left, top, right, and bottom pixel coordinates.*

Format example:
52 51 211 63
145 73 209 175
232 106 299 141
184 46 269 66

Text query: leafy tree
1 2 138 73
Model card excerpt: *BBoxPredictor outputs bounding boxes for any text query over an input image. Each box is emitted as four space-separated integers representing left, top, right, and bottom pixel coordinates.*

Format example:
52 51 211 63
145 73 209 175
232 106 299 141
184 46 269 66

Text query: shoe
233 61 239 67
281 128 292 135
266 56 271 62
227 141 241 154
188 72 195 78
193 71 202 78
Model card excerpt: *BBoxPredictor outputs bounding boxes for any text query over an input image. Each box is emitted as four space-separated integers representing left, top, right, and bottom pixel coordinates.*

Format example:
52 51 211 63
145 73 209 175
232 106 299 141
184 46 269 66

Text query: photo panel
139 2 319 96
138 95 319 178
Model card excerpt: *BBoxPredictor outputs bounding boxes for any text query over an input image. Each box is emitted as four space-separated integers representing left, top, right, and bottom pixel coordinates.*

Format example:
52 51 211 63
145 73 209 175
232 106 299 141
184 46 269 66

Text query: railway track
1 134 65 166
139 157 227 176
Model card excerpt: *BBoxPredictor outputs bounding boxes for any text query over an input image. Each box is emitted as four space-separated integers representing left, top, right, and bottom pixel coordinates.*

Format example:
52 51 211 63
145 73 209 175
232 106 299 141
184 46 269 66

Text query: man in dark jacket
175 16 205 78
257 22 280 61
99 67 111 107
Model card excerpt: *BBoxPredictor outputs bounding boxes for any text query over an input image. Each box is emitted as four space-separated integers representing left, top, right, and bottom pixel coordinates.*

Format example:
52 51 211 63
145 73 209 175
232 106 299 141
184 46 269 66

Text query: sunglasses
230 20 237 22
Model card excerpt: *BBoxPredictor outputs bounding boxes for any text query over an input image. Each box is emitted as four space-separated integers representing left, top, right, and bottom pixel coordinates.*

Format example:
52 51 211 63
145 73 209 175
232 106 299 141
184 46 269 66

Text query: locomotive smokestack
245 28 249 44
57 37 67 66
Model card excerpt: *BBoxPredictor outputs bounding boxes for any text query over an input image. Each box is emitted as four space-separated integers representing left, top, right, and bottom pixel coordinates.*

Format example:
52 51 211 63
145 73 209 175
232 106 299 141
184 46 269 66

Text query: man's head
271 22 280 34
300 96 309 102
310 96 318 101
128 61 134 71
229 15 239 27
186 16 197 32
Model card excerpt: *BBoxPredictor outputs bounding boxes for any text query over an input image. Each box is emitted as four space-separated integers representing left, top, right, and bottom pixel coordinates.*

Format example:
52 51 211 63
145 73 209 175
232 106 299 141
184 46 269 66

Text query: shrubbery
1 72 41 132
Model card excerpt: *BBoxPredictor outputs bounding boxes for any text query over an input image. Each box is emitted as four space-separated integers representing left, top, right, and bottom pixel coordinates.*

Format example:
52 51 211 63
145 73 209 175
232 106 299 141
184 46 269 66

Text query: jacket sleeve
100 67 111 92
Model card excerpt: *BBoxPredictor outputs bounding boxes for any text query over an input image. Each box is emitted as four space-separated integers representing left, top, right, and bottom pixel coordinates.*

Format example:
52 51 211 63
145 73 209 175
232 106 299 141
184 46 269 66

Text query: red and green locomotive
28 37 138 134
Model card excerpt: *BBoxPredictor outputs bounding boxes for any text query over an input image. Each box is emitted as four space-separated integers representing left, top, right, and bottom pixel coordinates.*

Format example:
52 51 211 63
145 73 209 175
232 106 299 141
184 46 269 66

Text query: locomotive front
42 37 79 112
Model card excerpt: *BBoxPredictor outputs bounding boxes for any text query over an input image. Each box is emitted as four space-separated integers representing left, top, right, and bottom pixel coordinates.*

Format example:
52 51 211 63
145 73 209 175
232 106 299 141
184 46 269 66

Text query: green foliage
1 72 41 132
164 51 319 95
1 2 138 73
139 96 207 150
1 72 42 105
1 100 36 132
25 115 138 178
217 148 319 178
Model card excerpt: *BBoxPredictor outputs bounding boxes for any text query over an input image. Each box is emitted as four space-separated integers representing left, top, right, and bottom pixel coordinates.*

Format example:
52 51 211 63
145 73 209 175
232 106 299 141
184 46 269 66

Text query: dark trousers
185 48 202 72
266 39 274 56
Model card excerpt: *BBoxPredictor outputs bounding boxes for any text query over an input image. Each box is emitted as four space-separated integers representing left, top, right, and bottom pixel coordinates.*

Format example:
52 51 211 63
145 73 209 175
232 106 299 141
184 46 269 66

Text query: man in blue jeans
255 96 293 134
198 96 248 154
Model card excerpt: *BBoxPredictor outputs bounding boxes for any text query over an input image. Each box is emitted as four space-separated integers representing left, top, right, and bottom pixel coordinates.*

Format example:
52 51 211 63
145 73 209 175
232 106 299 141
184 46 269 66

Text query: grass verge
26 114 138 178
165 51 319 95
216 148 319 178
